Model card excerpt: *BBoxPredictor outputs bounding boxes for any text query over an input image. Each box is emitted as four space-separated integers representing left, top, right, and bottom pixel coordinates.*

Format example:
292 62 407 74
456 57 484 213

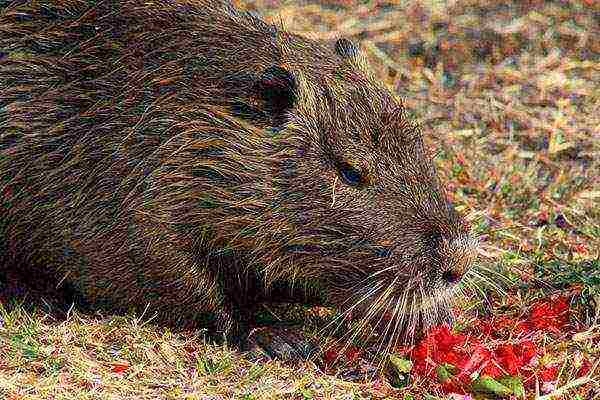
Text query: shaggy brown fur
0 0 477 354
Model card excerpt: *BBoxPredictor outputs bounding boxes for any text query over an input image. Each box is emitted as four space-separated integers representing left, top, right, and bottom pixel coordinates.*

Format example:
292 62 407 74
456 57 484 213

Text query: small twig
536 375 598 400
331 176 337 208
572 324 600 342
262 304 282 322
362 40 412 78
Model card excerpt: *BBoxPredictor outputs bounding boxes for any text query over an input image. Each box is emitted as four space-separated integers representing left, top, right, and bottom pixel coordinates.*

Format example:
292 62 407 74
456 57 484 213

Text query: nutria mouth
0 0 480 357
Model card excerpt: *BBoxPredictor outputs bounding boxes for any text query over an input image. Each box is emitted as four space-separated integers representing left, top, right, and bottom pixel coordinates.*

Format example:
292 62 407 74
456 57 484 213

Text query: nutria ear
334 38 370 74
253 66 297 120
335 38 359 59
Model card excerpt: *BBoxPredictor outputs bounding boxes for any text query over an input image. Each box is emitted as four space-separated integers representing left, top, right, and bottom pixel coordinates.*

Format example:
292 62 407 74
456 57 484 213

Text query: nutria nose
439 236 477 284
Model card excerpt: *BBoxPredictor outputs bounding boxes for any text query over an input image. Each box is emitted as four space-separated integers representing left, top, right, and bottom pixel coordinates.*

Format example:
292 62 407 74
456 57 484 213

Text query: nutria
0 0 477 358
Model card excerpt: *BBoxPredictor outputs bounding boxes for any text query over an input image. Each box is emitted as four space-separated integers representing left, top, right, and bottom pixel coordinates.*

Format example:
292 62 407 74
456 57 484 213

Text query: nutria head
271 39 476 343
185 31 479 346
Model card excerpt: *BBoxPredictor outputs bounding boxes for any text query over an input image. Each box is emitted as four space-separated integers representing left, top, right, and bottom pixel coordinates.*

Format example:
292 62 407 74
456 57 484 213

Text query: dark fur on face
0 0 477 351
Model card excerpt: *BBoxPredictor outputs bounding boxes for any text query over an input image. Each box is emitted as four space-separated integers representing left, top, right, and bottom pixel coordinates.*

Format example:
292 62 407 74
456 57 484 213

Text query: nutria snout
0 0 478 357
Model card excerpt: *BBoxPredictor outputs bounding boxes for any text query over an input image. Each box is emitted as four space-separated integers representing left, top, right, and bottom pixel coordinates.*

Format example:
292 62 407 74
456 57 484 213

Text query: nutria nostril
441 269 461 284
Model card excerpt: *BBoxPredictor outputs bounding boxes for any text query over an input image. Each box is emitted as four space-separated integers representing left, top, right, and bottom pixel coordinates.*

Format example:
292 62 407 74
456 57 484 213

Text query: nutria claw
246 326 320 362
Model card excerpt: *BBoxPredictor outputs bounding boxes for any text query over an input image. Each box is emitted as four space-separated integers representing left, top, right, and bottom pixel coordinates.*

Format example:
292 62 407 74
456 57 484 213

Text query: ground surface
1 0 598 399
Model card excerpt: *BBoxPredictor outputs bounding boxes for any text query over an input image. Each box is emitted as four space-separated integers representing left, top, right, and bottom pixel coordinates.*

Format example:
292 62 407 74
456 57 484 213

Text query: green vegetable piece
387 355 413 389
500 376 525 398
389 355 413 373
471 375 512 397
436 363 457 382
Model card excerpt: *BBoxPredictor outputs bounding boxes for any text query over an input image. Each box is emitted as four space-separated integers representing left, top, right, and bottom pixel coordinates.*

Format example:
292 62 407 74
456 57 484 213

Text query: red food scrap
576 359 592 378
527 296 570 333
539 365 559 382
405 296 579 394
111 363 130 374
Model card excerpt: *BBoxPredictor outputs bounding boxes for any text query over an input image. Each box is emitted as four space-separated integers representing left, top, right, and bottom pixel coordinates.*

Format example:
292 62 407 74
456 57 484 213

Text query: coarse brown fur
0 0 478 354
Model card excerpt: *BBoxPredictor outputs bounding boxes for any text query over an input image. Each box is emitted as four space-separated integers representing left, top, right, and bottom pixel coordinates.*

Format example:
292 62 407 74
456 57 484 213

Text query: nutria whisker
319 280 389 362
383 294 406 366
359 276 399 344
406 295 419 345
334 271 404 355
376 286 406 365
320 280 386 338
467 265 509 296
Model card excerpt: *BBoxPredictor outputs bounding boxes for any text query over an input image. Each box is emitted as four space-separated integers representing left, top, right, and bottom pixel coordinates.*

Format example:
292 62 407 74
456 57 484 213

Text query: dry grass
1 0 598 399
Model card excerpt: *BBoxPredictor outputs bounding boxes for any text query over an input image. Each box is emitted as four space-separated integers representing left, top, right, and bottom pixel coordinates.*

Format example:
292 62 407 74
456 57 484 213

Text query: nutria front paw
246 326 320 361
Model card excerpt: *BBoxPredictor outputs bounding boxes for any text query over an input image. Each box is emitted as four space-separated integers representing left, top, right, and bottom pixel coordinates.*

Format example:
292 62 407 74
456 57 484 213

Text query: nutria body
0 0 477 354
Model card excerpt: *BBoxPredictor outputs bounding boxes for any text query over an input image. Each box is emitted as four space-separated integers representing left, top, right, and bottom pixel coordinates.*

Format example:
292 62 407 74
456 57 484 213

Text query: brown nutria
0 0 478 358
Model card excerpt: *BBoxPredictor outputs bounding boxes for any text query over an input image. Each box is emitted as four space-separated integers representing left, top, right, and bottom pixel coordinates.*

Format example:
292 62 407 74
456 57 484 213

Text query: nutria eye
339 163 362 186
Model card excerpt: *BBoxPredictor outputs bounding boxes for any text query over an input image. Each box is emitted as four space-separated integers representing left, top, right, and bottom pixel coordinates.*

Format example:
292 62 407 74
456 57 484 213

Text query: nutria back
0 0 477 352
